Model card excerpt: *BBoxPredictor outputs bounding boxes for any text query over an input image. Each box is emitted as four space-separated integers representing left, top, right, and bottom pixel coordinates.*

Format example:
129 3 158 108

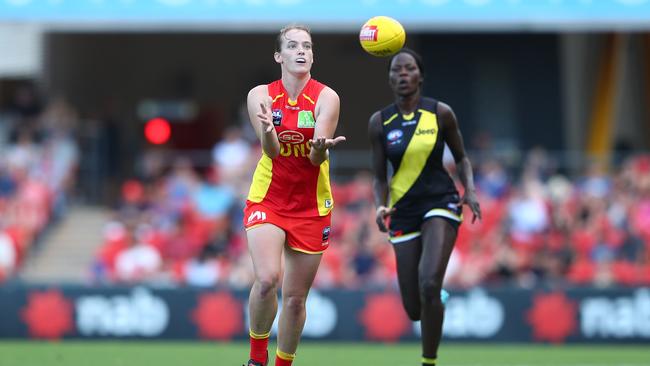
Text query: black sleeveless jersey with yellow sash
381 97 458 214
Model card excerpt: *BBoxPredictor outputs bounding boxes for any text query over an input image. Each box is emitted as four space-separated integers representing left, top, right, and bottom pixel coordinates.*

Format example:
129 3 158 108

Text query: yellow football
359 16 406 57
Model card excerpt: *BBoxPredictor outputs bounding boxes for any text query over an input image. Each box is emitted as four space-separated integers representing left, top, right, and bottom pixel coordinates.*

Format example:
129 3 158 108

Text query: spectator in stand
181 243 226 288
113 223 163 283
0 232 17 281
6 83 42 120
39 98 80 218
6 127 40 174
191 167 235 221
211 125 252 187
163 156 200 219
93 221 131 282
476 159 510 200
507 177 549 248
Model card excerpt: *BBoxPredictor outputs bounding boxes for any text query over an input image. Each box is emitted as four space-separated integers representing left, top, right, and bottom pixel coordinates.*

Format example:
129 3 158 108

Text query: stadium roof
1 0 650 32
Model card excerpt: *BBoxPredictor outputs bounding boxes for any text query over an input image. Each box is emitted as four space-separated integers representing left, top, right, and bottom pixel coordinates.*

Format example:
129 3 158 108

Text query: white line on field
389 364 650 366
432 364 648 366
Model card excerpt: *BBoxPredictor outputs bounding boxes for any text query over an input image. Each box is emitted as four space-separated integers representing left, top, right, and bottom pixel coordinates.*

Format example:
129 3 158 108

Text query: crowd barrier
1 285 648 343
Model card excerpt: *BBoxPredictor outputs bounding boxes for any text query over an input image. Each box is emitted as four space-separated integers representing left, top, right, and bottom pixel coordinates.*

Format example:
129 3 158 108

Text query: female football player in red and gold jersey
242 24 345 366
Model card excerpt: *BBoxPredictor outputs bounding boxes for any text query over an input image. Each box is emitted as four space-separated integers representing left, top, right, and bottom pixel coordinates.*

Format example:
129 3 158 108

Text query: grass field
0 341 648 366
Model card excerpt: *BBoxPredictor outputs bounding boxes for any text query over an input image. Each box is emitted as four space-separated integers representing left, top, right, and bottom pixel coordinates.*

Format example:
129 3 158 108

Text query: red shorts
243 202 332 254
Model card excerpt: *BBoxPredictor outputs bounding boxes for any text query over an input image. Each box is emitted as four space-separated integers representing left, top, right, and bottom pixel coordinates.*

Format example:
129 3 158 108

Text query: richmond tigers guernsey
246 78 333 218
381 97 458 214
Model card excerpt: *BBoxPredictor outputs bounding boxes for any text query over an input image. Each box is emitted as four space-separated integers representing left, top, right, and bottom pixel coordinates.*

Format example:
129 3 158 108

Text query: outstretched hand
309 136 347 152
460 189 481 223
256 96 274 133
375 205 396 232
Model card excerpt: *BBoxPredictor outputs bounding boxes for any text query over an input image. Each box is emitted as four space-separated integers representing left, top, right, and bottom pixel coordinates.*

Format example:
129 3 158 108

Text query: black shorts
388 193 463 244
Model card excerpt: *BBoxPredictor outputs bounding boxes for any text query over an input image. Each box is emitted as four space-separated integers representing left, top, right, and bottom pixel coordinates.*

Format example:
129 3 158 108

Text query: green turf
0 341 648 366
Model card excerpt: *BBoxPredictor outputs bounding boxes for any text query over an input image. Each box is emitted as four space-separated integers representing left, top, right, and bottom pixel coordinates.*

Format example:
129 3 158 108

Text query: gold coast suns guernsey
247 78 333 217
381 97 458 213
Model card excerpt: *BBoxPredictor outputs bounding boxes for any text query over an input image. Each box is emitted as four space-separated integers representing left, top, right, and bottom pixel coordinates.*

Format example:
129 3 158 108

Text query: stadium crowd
90 126 650 289
0 84 80 281
1 84 648 289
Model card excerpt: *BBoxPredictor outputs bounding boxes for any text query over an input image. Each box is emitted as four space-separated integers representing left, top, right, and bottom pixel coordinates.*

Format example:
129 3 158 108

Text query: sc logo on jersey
387 129 403 145
278 130 305 144
272 109 283 126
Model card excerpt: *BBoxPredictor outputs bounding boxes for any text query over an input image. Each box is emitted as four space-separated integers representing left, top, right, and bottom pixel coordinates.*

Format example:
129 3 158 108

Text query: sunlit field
0 341 648 366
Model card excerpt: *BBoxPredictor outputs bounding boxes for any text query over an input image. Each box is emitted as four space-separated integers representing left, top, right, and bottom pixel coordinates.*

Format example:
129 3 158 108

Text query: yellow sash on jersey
316 159 333 216
248 154 273 203
389 109 439 207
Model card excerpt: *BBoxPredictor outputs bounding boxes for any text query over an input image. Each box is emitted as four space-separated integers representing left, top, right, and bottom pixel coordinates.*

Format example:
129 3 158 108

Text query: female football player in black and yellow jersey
368 48 481 366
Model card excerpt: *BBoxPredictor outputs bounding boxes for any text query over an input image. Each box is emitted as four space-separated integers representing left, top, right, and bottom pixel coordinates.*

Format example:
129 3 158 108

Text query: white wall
0 23 42 77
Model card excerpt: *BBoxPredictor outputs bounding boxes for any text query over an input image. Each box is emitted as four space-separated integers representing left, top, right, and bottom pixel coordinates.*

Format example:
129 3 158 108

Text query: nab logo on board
581 288 650 339
76 288 169 337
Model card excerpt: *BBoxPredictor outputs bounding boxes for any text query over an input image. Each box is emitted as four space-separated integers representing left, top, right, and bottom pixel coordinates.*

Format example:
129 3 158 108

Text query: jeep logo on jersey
297 111 316 128
278 130 305 144
415 128 437 135
272 109 283 126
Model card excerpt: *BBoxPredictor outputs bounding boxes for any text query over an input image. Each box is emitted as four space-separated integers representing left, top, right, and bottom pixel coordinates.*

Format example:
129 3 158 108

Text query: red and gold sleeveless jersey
246 78 333 217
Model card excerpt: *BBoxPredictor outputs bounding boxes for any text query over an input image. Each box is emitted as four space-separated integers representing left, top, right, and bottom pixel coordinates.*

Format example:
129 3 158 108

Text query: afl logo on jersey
387 129 403 145
272 109 283 126
322 226 331 244
278 130 305 144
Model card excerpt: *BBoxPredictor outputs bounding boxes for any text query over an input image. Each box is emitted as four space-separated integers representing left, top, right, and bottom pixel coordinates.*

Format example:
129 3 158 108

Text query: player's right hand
256 96 274 133
375 205 396 232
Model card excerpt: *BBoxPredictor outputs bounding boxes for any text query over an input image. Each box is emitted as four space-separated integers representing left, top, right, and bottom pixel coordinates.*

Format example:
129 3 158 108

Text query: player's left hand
460 189 481 223
375 205 396 232
309 136 346 152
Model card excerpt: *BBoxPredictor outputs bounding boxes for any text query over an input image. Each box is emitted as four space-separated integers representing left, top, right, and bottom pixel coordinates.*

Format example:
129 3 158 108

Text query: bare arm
368 111 394 232
310 87 346 166
438 102 481 222
247 85 280 158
